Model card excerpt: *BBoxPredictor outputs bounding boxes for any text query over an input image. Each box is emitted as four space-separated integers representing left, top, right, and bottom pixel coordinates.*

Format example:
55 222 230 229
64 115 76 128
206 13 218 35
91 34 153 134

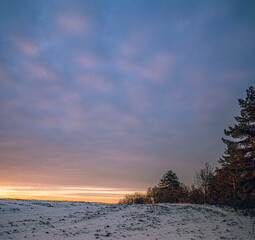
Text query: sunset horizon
0 184 146 203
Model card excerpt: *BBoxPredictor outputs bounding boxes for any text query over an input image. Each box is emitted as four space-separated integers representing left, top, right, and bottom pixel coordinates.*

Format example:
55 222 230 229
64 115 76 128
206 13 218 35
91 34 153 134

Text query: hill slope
0 199 254 239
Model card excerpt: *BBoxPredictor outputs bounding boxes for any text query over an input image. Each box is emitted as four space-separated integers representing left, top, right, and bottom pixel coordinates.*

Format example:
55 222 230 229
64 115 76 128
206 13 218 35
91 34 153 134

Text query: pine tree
158 170 180 203
219 86 255 207
158 170 180 191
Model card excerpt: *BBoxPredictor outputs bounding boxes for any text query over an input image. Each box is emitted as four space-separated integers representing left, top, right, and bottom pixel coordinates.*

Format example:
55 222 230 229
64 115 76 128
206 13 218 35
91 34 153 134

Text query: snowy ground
0 199 254 240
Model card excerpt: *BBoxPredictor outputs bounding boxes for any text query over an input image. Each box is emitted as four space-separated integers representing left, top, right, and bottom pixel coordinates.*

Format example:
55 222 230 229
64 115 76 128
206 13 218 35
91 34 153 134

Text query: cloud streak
57 12 88 33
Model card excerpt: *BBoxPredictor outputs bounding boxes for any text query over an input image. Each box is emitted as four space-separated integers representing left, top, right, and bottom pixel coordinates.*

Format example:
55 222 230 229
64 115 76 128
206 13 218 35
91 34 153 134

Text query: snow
0 199 254 239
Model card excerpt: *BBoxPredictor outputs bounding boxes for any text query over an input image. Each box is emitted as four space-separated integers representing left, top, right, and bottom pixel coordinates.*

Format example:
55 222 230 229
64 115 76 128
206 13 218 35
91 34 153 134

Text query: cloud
0 185 139 203
57 12 87 33
76 53 101 68
118 53 175 81
35 91 88 131
15 38 39 55
25 62 56 79
140 53 175 80
121 42 138 57
77 74 113 92
126 82 151 110
0 67 14 88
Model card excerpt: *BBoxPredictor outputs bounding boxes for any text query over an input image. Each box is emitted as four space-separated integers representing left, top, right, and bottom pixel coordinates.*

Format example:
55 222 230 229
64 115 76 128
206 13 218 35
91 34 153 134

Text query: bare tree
195 162 214 203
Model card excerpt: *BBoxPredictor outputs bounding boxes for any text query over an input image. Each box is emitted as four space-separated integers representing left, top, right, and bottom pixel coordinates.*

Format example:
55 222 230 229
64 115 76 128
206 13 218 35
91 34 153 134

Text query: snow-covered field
0 199 254 240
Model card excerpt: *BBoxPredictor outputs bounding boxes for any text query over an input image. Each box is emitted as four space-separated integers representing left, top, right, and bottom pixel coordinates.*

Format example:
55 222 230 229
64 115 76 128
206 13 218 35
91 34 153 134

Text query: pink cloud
67 105 86 119
26 63 56 79
41 106 87 130
122 115 140 126
40 106 87 130
29 89 88 130
33 95 53 109
77 74 113 91
99 149 156 167
118 60 137 72
15 38 39 55
61 92 80 103
1 99 24 119
59 92 83 113
118 29 176 80
141 53 175 79
41 116 58 127
0 68 14 88
57 13 87 33
54 92 88 130
119 53 175 81
119 28 148 57
60 119 87 130
127 82 151 110
92 103 117 115
91 103 140 133
76 53 101 68
121 42 137 57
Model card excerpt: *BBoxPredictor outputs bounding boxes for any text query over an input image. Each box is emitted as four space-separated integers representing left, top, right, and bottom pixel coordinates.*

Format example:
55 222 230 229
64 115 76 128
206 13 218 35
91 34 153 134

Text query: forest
119 86 255 209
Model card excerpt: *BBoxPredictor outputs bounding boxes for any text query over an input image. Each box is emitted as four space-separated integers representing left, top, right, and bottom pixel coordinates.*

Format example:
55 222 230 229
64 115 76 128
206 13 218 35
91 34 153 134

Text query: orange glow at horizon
0 185 140 203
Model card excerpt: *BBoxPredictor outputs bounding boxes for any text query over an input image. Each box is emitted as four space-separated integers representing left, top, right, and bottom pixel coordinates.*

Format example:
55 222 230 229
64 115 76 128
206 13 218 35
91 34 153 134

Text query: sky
0 0 255 203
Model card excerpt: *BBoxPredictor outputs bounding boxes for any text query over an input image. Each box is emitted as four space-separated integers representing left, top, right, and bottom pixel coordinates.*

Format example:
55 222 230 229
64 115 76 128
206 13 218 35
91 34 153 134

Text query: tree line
119 86 255 209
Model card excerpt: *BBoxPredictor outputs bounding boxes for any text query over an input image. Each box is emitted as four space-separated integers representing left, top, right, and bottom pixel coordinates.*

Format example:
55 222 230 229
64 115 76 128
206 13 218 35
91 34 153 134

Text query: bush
118 192 150 204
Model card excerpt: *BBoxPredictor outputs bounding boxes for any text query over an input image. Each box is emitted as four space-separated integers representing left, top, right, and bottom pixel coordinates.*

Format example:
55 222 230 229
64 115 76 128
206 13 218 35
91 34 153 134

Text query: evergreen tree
219 86 255 207
158 170 181 203
158 170 180 191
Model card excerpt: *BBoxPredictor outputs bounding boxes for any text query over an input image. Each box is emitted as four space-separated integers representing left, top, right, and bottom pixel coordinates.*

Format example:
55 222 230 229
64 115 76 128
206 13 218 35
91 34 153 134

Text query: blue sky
0 0 254 199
